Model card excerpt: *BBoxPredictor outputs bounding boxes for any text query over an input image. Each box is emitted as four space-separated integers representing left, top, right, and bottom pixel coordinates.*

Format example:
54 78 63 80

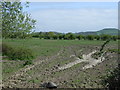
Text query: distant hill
77 28 120 35
96 28 119 35
76 31 97 35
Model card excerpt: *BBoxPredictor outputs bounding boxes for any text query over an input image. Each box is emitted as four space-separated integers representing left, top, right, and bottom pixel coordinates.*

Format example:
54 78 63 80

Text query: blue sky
24 2 118 33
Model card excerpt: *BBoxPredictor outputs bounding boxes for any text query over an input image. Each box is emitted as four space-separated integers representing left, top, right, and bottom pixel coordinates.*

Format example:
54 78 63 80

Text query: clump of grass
92 51 104 59
100 40 110 52
10 47 35 60
92 40 110 59
2 43 35 64
3 68 13 73
78 55 83 59
28 79 40 83
2 43 14 57
100 67 120 88
108 49 120 54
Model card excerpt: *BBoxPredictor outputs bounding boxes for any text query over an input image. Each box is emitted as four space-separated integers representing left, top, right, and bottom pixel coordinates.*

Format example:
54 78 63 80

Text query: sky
20 0 119 2
24 2 118 33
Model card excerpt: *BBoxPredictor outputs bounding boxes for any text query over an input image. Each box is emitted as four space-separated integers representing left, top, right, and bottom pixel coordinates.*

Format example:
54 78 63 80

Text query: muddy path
58 50 103 70
2 45 118 88
2 49 64 88
2 45 95 88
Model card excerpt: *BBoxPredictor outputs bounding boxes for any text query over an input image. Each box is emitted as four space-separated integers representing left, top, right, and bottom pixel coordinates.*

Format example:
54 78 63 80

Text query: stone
47 82 57 88
41 82 57 89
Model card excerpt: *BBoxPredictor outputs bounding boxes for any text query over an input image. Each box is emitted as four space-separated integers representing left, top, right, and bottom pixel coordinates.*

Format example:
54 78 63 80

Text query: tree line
31 32 119 41
1 2 119 41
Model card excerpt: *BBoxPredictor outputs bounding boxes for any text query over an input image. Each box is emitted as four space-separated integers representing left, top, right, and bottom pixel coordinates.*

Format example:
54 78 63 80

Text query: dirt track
58 50 105 70
2 49 64 88
2 45 118 88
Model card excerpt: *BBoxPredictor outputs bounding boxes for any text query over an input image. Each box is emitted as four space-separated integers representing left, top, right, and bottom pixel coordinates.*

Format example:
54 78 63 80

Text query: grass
2 39 118 58
28 79 40 83
26 70 34 75
0 62 2 81
108 49 120 54
2 39 118 81
2 61 24 79
54 62 88 77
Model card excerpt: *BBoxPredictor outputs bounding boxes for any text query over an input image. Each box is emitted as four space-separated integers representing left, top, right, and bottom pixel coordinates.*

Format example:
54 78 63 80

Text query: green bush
2 43 14 57
2 43 35 62
101 67 120 89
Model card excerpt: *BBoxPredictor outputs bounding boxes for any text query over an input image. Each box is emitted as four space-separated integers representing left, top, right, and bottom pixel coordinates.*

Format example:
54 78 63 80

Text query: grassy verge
3 39 118 58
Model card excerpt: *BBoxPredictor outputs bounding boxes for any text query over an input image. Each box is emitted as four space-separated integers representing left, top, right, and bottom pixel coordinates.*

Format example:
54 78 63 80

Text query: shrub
100 34 111 41
101 67 120 89
78 55 83 59
23 60 33 66
10 47 35 60
2 43 35 62
92 40 110 59
76 35 83 40
86 35 94 40
2 43 14 57
100 40 110 52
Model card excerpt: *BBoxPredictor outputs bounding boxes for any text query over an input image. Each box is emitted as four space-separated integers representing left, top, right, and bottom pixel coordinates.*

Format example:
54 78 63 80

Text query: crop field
1 39 119 88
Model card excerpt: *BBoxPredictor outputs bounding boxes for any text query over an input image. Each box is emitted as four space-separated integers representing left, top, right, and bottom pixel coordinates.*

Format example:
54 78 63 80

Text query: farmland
1 1 119 89
1 39 119 88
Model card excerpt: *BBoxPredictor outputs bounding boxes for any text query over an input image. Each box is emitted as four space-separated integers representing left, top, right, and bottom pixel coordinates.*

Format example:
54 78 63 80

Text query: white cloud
30 8 117 32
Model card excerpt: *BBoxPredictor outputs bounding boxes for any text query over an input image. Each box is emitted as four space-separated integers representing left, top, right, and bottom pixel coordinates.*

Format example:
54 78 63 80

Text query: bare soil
2 44 118 88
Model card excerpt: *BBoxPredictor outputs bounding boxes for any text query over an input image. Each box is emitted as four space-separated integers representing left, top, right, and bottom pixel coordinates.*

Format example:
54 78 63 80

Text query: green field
2 39 119 88
2 39 118 57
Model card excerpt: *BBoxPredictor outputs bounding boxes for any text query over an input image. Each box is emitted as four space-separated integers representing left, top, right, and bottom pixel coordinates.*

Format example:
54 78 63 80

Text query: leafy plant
92 40 110 59
2 43 14 57
2 43 35 63
23 60 33 66
28 79 40 83
2 2 36 39
78 55 83 59
10 47 35 60
100 67 120 89
100 40 110 52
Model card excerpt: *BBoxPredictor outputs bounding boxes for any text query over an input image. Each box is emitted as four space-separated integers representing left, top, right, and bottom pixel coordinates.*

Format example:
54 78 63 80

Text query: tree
53 35 58 40
100 34 111 41
94 35 100 40
58 34 64 40
76 35 83 40
2 2 36 39
69 33 76 40
32 32 39 38
48 32 55 39
111 35 118 41
39 32 44 39
0 2 2 38
44 32 55 39
63 33 76 40
86 35 94 40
